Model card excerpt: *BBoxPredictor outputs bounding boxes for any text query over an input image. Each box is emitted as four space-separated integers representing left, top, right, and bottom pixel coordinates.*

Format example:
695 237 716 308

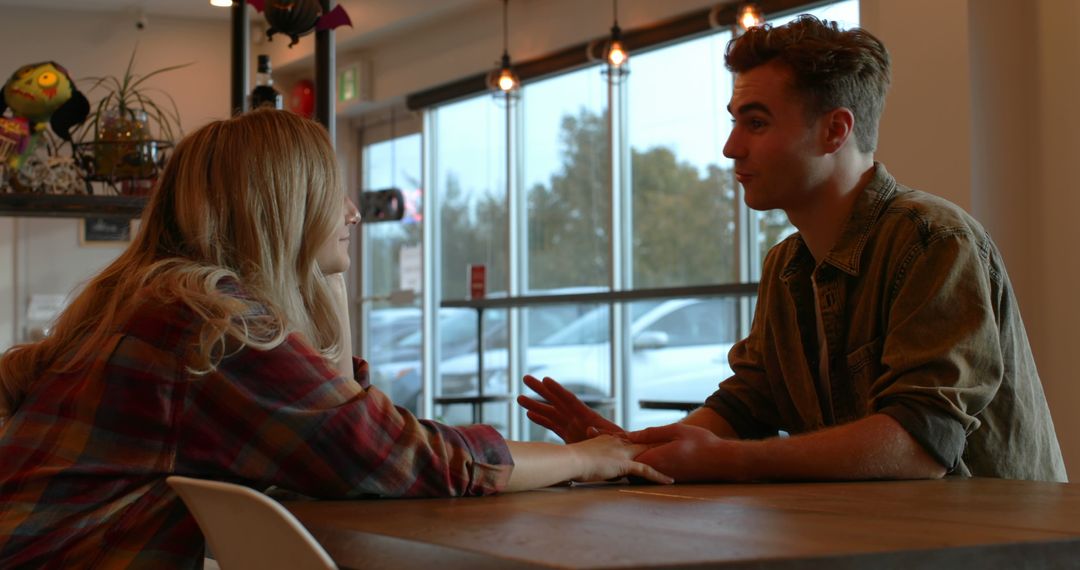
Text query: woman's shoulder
118 277 273 347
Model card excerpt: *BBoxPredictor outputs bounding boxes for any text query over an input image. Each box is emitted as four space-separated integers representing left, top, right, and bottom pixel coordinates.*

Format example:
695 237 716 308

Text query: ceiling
0 0 478 26
0 0 231 20
0 0 487 53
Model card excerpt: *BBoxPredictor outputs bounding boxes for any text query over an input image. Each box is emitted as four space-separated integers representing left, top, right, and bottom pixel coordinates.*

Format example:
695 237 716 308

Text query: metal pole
316 0 336 144
476 307 485 423
230 0 250 115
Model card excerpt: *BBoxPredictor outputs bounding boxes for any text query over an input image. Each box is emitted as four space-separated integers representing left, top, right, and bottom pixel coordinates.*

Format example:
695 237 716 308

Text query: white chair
166 476 337 570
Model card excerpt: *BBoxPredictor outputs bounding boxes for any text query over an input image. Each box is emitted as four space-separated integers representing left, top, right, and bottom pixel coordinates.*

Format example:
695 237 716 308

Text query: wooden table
284 478 1080 569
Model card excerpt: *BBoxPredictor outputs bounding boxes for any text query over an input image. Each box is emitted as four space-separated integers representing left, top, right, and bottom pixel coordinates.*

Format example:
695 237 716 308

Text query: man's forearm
733 413 946 481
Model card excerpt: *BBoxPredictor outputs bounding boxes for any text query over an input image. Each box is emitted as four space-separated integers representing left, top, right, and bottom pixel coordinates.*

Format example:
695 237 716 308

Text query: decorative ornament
0 61 89 141
288 78 315 118
247 0 353 48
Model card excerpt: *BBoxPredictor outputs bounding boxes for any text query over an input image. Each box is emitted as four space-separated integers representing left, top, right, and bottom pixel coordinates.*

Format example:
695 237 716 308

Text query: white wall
0 6 230 348
1034 0 1080 477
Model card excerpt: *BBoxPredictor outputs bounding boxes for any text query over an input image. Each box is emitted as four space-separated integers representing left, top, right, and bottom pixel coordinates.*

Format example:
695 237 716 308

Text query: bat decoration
0 61 89 141
248 0 353 48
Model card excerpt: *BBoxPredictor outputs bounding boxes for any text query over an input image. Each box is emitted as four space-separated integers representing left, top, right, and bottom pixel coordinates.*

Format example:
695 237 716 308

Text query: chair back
167 476 337 570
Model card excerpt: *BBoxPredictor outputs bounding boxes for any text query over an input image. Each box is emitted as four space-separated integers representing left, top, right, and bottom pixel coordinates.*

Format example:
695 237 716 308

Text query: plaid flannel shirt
0 290 513 569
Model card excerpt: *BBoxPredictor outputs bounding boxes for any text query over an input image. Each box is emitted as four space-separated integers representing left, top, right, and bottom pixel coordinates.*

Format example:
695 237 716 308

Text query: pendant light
737 2 764 30
602 0 629 84
486 0 520 101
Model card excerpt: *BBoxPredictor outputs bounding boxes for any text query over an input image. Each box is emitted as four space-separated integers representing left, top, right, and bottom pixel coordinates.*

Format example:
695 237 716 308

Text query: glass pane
628 31 738 288
433 95 511 432
626 297 738 431
522 65 609 291
434 96 509 301
521 302 613 441
363 133 423 414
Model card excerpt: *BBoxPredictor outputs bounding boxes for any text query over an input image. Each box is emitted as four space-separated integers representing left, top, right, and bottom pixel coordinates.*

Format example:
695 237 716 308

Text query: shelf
0 193 148 219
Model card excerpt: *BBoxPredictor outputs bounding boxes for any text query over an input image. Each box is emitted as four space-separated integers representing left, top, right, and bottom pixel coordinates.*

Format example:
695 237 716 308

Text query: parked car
367 295 596 414
435 297 739 434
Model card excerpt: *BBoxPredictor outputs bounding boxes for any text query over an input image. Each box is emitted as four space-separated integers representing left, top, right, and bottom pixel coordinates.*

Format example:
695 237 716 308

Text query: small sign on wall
80 216 132 246
467 264 486 300
338 64 358 103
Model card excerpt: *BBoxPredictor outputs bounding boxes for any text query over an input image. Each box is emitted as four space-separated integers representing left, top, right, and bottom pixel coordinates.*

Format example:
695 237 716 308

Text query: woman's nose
345 196 361 225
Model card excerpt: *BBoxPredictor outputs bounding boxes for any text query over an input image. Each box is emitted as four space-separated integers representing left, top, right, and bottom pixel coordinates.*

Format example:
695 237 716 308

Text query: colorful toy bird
247 0 353 47
0 61 89 141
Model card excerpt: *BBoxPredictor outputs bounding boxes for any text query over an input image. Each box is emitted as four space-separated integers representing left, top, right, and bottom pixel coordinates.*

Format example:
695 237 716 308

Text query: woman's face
316 196 360 275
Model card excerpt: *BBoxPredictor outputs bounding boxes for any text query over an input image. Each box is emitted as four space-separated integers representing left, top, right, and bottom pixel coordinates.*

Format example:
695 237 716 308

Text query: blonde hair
0 109 345 420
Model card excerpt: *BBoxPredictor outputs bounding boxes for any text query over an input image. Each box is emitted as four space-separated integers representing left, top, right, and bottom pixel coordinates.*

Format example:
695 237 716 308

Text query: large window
360 0 860 437
430 96 512 430
360 130 423 413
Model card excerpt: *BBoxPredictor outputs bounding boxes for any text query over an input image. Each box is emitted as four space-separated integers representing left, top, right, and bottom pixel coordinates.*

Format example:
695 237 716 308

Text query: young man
520 15 1067 483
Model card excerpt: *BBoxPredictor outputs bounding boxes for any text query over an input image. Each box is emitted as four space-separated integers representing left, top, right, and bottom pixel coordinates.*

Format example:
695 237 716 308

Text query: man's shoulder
880 184 986 241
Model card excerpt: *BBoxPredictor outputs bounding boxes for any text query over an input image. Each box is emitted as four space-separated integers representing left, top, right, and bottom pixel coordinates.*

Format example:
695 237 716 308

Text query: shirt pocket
846 336 883 417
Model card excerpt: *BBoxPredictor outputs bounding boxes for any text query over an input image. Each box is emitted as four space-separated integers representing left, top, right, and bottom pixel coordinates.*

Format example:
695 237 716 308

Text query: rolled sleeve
869 231 1002 472
878 400 967 473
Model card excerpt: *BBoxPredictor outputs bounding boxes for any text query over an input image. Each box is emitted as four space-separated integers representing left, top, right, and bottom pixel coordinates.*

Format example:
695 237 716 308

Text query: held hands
568 434 674 485
517 375 624 443
628 423 747 483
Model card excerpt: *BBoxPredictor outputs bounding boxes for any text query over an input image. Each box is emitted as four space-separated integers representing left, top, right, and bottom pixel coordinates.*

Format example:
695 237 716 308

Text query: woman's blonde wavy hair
0 109 345 420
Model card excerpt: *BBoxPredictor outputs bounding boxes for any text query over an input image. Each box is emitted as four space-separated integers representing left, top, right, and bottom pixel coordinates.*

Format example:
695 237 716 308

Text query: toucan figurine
247 0 353 48
0 61 90 141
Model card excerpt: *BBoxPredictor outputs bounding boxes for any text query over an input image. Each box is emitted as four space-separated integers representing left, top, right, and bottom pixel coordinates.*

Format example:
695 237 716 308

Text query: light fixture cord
390 107 397 188
502 0 510 55
613 0 618 27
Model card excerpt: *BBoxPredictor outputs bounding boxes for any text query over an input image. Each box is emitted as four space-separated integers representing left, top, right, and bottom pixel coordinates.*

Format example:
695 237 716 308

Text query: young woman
0 109 669 569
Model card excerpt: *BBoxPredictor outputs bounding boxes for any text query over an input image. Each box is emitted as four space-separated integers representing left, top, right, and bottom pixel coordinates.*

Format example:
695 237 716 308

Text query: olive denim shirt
705 163 1067 482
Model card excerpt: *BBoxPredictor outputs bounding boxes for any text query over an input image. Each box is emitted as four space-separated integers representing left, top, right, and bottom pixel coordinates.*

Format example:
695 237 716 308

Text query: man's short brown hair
726 15 890 153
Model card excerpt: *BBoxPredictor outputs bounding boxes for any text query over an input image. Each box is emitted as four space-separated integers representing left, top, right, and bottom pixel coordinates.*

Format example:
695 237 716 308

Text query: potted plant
76 47 188 182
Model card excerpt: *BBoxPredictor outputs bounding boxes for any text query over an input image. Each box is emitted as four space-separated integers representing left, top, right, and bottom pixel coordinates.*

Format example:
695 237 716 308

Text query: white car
436 297 739 433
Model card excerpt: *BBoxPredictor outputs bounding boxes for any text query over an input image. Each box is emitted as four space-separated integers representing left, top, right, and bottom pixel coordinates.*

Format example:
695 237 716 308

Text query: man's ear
822 107 855 153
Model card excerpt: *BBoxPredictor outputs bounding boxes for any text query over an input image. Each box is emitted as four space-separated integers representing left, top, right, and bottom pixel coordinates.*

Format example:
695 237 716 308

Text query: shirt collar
780 162 897 281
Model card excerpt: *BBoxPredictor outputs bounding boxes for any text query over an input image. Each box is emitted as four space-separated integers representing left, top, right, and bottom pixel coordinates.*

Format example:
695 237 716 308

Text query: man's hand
517 375 624 443
628 423 748 483
569 434 674 485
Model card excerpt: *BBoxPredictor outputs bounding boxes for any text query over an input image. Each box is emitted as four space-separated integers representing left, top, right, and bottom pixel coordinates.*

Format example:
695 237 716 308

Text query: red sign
468 264 486 300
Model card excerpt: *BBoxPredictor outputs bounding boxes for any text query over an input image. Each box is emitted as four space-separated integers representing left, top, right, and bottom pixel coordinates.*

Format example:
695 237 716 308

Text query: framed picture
80 216 132 246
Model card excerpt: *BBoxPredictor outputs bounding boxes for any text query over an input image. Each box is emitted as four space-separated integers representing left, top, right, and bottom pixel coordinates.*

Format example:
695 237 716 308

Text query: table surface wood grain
284 478 1080 569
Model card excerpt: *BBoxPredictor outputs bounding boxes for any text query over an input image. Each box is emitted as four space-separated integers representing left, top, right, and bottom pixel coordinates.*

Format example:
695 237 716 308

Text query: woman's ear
822 107 855 153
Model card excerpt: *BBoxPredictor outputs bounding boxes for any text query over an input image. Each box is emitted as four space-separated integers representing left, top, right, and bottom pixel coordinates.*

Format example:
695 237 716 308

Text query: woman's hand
517 375 624 443
568 434 674 484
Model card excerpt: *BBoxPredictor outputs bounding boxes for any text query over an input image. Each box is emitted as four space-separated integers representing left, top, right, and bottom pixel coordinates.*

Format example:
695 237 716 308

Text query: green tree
526 108 744 290
528 110 610 289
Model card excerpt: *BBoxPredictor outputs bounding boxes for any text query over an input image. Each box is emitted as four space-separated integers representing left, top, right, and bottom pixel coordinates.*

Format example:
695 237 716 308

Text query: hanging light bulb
737 2 765 30
602 0 629 84
494 54 519 92
487 0 520 101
